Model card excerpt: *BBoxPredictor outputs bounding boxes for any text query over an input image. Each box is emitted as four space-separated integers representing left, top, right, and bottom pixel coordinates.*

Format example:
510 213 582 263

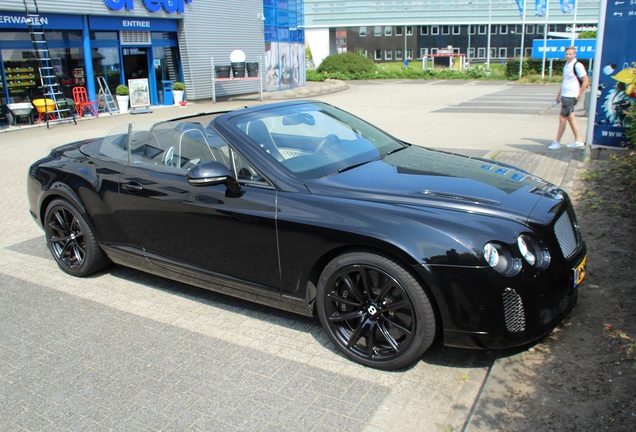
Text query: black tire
316 251 436 370
44 199 109 277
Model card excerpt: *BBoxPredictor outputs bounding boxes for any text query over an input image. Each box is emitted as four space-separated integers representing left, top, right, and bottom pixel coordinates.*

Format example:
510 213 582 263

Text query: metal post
403 7 408 67
486 0 492 68
518 0 526 80
541 0 550 79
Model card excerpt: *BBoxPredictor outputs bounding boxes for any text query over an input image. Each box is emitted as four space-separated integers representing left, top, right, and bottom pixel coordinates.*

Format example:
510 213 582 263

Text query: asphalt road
0 80 586 431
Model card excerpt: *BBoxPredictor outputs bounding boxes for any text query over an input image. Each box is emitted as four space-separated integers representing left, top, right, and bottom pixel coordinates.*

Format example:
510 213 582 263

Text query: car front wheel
44 199 109 277
317 251 436 370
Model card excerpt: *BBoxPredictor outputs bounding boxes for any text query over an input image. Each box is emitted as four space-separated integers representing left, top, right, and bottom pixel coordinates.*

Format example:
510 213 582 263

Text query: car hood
306 146 559 223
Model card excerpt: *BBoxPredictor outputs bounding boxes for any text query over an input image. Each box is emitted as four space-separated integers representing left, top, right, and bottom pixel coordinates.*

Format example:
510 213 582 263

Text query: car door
119 144 281 292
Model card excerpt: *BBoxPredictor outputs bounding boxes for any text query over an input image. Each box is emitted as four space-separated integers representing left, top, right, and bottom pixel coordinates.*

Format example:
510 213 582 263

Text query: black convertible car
27 100 587 370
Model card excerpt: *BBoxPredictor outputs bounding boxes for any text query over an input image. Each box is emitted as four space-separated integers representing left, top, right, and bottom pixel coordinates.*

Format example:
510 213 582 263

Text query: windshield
228 102 406 179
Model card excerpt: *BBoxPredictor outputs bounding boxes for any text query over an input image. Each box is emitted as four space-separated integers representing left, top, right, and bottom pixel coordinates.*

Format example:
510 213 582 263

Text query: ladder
23 0 76 128
97 76 119 113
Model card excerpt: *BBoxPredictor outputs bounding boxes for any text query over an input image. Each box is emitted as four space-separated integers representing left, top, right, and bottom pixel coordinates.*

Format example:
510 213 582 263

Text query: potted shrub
115 85 129 113
172 81 185 105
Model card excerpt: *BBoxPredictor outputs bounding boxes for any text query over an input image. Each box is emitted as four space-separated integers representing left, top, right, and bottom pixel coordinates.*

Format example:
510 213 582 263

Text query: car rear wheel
44 199 109 277
317 251 436 370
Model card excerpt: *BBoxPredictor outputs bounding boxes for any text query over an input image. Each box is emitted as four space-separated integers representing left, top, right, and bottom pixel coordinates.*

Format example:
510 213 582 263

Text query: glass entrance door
122 47 149 83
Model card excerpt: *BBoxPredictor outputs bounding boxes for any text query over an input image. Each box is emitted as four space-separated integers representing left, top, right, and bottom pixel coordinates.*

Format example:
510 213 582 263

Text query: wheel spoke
381 314 412 336
341 273 366 303
346 319 368 349
381 298 409 313
358 267 375 299
366 323 377 357
377 320 400 353
54 210 69 231
375 276 396 301
327 291 362 308
71 243 85 265
328 310 363 322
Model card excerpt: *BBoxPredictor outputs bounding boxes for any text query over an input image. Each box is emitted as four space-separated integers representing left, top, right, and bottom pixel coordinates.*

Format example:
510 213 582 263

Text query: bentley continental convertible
27 100 587 370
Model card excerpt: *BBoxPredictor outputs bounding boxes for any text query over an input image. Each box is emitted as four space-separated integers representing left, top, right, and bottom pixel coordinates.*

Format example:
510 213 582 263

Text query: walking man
549 46 590 150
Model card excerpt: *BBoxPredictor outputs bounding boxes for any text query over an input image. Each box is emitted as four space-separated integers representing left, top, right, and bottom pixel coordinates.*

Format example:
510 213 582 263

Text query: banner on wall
591 0 636 147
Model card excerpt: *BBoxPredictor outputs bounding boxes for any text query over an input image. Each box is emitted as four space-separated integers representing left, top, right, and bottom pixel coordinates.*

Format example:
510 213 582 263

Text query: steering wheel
315 134 340 155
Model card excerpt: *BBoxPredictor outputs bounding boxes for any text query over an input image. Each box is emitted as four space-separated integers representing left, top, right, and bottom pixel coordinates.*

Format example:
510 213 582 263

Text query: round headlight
517 235 551 269
483 242 521 276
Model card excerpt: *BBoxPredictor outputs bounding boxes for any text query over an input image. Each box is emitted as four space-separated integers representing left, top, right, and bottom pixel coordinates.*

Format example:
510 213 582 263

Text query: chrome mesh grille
554 211 578 258
503 288 526 333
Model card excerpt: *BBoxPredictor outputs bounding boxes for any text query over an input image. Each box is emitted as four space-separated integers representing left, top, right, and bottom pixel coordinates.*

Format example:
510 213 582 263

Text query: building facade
304 0 600 66
0 0 305 122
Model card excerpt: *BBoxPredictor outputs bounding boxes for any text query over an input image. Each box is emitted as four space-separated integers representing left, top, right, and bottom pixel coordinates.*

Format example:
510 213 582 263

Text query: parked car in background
27 100 586 370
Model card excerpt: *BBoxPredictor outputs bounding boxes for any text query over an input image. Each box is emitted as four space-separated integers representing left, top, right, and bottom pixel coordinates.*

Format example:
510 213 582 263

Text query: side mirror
186 161 243 197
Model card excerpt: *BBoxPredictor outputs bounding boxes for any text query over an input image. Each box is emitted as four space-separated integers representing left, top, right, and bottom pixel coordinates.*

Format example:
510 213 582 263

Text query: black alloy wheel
317 251 436 370
44 199 108 277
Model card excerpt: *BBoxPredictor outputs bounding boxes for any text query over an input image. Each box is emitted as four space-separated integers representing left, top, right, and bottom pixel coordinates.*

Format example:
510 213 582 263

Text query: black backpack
574 61 586 87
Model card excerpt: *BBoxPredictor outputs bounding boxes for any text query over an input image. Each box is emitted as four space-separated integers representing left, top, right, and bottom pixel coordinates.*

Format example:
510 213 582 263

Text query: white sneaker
548 141 561 150
567 141 585 149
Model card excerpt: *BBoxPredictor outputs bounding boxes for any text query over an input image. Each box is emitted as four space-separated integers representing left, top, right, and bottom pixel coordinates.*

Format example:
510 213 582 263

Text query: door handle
122 183 143 192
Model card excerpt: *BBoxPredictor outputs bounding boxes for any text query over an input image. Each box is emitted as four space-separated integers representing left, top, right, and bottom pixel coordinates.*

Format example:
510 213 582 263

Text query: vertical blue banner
559 0 576 14
592 1 636 147
514 0 525 17
535 0 547 17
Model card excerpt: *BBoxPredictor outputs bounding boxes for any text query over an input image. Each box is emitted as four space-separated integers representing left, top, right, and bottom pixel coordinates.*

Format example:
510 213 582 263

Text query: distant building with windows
304 0 600 66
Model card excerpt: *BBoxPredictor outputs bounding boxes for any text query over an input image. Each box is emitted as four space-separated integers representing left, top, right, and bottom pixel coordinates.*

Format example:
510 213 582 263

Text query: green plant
115 85 129 96
625 101 636 147
317 52 375 75
172 81 185 91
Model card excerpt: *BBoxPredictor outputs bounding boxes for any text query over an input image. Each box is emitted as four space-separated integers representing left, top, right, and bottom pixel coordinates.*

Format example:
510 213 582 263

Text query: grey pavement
0 80 587 431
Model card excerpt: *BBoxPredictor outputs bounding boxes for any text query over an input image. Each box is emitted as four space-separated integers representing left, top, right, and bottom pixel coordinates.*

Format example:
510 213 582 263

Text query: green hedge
317 52 375 75
308 64 494 81
505 58 591 79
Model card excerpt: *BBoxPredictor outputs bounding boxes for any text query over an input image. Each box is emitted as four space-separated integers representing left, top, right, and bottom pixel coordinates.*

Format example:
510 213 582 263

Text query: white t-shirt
561 60 586 98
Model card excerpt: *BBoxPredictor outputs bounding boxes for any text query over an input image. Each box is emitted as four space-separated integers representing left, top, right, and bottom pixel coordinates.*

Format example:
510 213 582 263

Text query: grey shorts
560 97 578 116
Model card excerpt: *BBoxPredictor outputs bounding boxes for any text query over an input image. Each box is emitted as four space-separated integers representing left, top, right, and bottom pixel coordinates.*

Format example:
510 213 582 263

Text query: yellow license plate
574 256 587 288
